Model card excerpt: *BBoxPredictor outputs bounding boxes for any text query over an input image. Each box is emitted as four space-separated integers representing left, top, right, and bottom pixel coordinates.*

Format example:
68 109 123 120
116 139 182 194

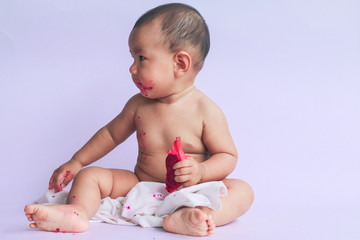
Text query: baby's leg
162 179 254 236
24 167 139 232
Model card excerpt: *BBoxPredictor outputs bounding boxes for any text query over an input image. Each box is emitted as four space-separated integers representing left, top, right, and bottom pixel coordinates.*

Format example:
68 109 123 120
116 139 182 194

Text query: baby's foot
163 207 215 236
24 204 89 233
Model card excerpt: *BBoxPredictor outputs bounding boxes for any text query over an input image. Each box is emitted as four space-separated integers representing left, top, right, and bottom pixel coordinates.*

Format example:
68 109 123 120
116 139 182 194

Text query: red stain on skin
59 171 70 188
137 130 146 150
133 77 154 96
64 171 70 178
56 228 60 232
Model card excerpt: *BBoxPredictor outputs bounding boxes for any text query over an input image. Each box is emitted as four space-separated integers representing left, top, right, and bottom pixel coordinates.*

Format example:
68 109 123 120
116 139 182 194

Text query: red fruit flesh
165 137 186 193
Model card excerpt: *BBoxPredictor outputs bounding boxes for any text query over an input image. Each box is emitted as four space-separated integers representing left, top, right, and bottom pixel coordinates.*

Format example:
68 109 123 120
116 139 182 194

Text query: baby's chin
137 85 154 97
140 90 149 97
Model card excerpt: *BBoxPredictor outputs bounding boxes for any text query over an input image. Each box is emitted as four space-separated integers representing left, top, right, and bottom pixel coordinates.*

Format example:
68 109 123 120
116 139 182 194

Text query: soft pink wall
1 1 359 239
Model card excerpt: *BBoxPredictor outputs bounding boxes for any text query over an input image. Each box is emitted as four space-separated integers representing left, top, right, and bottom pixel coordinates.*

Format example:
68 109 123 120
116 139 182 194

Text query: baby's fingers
60 170 73 188
48 169 60 190
51 169 69 192
57 170 71 191
174 166 192 176
175 175 197 188
173 159 192 169
174 174 191 184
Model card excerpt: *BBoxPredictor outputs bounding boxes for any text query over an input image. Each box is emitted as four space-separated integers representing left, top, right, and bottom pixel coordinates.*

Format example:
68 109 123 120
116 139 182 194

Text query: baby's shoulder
193 90 223 114
121 94 152 116
125 93 152 107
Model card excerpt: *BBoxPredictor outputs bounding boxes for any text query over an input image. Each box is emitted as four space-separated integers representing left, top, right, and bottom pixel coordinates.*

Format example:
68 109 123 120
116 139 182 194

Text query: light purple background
1 0 359 239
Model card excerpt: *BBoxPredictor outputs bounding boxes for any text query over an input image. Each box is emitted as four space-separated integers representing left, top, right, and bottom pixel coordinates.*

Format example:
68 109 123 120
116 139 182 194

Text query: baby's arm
49 95 138 192
200 105 238 181
173 101 237 187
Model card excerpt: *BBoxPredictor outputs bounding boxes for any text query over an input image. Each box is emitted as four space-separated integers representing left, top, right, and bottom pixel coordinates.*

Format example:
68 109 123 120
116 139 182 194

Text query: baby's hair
133 3 210 70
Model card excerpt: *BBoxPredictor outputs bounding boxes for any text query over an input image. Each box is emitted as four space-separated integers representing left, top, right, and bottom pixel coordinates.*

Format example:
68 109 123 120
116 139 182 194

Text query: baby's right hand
48 160 83 193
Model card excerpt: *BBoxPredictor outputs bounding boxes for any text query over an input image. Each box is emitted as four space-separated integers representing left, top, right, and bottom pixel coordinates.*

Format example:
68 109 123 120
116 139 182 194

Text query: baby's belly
134 156 166 182
135 164 165 182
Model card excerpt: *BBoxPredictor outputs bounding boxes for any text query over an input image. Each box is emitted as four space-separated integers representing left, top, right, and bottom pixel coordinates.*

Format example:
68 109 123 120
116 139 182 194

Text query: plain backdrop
1 0 359 239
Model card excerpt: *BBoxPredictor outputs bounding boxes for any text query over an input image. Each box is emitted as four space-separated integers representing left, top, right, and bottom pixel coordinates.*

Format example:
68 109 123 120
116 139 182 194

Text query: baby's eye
139 56 146 61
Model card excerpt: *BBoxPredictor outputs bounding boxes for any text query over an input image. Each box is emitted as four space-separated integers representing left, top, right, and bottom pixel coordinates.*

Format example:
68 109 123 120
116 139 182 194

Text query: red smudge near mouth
165 137 187 193
133 78 154 96
56 228 60 232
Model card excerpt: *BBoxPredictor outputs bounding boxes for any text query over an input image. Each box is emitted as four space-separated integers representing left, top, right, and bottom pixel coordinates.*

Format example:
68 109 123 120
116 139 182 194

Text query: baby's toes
29 222 38 229
206 215 215 234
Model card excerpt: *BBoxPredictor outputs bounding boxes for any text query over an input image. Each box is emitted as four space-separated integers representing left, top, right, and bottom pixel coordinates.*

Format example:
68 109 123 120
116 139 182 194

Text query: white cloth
35 181 227 228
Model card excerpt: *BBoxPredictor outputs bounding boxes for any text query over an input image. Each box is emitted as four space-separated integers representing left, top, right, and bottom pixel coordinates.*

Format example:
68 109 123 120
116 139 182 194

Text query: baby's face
128 21 176 98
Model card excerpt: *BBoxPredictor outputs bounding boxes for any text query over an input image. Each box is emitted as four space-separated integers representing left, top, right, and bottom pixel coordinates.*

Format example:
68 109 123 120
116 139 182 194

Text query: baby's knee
75 166 110 182
77 166 100 176
223 179 254 212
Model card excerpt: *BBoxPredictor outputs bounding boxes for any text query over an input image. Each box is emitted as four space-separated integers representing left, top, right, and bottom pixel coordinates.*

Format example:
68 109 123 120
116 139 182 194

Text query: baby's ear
173 51 191 77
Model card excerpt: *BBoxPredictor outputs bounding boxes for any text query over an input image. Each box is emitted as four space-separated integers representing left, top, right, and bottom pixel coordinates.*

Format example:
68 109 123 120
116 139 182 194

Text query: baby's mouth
133 79 151 96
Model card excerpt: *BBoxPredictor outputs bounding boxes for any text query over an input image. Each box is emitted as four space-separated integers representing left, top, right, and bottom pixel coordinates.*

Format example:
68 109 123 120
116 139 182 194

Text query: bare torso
132 89 210 182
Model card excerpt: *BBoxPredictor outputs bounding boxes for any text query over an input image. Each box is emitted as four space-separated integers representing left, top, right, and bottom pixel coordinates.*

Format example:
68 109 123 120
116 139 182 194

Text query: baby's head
132 3 210 71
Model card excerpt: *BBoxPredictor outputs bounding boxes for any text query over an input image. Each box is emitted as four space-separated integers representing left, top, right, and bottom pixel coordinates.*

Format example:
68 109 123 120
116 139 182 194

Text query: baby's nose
129 63 137 75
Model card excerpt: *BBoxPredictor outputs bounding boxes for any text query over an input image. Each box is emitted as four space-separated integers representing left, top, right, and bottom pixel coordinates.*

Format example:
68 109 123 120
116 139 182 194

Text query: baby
24 3 254 237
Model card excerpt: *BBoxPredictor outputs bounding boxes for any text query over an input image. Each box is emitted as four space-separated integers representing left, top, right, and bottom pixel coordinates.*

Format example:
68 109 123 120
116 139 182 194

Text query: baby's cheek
140 77 154 87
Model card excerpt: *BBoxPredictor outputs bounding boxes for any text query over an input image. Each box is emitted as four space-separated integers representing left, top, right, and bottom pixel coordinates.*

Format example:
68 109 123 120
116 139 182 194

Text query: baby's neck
157 85 197 104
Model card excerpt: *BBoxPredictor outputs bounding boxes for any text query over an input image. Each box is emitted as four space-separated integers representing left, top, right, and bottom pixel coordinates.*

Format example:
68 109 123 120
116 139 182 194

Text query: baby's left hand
173 157 204 187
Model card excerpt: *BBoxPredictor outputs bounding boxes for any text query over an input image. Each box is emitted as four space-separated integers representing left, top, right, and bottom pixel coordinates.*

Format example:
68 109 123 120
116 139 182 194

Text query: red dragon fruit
165 137 187 193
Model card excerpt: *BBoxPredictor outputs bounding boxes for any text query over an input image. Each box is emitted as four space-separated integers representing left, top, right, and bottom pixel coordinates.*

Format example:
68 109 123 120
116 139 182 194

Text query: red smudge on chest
137 130 147 150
